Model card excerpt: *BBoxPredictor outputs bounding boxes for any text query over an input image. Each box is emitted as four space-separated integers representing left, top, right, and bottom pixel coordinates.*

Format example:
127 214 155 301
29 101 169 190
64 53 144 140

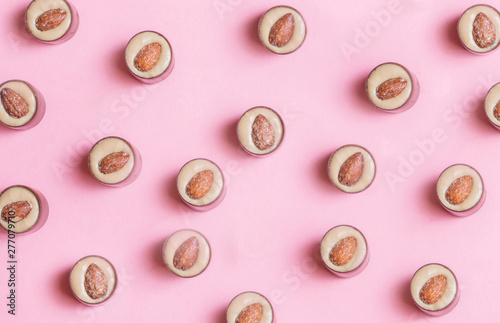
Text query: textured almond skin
268 13 294 47
473 12 496 49
98 152 130 174
329 236 357 266
376 77 407 100
1 88 29 118
419 275 447 305
134 42 162 72
185 170 213 200
35 9 67 32
445 175 473 205
84 263 108 300
494 100 500 121
173 236 199 271
251 114 275 150
235 303 263 323
338 152 364 186
1 201 32 222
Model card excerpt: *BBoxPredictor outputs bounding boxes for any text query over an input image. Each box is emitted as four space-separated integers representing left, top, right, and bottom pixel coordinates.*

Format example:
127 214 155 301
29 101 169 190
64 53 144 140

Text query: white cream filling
0 186 40 233
259 6 306 54
367 63 413 110
237 107 284 155
163 229 210 278
70 256 116 304
411 264 458 312
328 145 375 193
458 5 500 53
320 225 367 273
125 31 172 79
26 0 73 41
226 292 273 323
437 164 483 212
485 82 500 126
88 137 135 185
0 81 37 127
177 159 224 206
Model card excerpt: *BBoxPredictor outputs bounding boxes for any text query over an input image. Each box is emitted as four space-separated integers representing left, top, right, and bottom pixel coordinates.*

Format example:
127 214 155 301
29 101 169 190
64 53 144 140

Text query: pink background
1 0 499 321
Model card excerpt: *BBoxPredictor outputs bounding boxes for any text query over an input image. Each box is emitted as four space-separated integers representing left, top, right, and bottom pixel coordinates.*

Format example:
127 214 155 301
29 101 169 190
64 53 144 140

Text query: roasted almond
134 42 162 72
338 152 364 186
236 303 263 323
173 236 199 271
445 175 473 205
185 170 213 200
419 275 447 305
0 88 29 119
35 9 67 32
84 263 108 300
268 13 294 47
329 236 357 266
376 77 407 100
98 151 130 174
473 12 496 49
1 201 32 222
251 114 275 150
494 100 500 121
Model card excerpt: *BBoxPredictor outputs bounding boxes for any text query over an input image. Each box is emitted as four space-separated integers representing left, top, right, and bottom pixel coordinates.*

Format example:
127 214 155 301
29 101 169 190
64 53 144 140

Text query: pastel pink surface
1 0 500 322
